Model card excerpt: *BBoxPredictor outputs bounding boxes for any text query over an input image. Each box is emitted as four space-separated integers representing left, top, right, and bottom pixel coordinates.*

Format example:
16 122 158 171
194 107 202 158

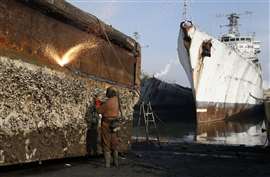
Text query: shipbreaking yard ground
1 142 270 177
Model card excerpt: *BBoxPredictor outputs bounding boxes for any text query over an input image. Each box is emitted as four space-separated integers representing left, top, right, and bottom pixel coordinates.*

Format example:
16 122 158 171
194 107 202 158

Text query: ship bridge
220 35 260 63
219 12 261 63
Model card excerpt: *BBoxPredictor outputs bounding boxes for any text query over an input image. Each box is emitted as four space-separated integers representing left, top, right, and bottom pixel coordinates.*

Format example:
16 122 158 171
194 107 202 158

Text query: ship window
230 38 235 41
241 38 245 41
221 37 229 42
236 38 239 41
246 38 251 41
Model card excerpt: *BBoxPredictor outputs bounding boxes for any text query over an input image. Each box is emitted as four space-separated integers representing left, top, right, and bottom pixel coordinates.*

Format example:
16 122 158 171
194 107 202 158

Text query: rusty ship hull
177 21 263 123
264 90 270 142
0 0 140 166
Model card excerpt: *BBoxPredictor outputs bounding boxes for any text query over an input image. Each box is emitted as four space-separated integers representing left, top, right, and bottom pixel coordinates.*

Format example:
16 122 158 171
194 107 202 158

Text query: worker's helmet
106 86 118 98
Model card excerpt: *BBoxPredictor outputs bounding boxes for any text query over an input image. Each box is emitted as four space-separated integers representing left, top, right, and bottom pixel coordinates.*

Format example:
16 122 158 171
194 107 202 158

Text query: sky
68 0 269 88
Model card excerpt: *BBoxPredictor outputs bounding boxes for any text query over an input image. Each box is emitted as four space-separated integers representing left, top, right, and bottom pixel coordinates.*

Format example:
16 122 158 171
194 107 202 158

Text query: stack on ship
177 13 263 123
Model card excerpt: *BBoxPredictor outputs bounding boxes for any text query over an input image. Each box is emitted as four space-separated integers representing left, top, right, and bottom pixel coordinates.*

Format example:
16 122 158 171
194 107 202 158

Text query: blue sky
68 0 269 88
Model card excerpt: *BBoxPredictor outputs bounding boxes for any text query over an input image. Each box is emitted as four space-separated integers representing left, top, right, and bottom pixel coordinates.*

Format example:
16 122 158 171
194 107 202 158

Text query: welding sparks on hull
45 42 98 67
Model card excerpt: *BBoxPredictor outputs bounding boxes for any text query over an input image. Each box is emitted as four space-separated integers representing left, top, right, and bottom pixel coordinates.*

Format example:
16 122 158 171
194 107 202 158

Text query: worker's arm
96 101 107 114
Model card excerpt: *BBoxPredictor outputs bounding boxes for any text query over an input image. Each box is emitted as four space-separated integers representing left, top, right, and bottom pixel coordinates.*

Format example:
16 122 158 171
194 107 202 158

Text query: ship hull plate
197 102 261 123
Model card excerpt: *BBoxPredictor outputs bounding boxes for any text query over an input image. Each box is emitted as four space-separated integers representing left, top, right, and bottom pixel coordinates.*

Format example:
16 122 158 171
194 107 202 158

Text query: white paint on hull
177 25 263 106
197 108 207 113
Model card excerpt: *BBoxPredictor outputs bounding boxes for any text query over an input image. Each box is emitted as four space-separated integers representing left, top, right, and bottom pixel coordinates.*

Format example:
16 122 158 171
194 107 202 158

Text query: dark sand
1 142 270 177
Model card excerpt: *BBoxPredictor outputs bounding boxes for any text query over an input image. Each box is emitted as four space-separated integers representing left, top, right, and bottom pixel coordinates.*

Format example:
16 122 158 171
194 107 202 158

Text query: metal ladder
136 101 160 144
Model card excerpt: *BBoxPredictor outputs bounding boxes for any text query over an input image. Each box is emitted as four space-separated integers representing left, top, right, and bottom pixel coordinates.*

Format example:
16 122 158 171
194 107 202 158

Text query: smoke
45 41 98 67
154 59 178 78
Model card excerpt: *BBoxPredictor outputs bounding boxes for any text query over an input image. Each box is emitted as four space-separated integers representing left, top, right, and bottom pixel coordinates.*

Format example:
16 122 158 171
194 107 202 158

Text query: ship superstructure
220 13 261 63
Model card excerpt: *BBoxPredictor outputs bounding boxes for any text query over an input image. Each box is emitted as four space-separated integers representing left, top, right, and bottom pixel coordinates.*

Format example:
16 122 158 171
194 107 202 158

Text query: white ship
177 13 263 123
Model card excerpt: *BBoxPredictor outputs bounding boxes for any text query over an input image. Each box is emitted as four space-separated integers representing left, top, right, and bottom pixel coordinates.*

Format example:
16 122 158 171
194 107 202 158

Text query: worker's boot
104 151 111 168
112 150 119 167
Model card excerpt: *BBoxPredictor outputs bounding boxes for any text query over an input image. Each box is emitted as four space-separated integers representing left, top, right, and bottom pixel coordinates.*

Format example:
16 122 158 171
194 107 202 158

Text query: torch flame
45 42 98 67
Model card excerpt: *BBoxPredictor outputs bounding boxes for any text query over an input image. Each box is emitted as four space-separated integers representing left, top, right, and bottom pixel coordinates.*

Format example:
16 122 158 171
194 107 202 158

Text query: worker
93 94 103 155
95 86 120 168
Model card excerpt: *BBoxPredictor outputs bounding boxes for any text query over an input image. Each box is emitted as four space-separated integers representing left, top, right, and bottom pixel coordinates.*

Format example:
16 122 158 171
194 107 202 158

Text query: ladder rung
145 118 155 121
146 121 155 123
146 113 152 115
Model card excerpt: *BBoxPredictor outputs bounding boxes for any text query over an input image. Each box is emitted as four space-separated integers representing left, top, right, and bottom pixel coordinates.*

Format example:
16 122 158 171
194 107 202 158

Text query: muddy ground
1 142 270 177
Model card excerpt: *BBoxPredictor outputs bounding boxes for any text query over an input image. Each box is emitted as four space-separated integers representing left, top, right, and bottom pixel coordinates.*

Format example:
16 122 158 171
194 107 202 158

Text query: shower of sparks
45 42 98 67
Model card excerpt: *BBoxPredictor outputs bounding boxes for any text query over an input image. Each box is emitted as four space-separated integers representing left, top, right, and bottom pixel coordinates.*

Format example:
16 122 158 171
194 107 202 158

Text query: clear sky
68 0 269 88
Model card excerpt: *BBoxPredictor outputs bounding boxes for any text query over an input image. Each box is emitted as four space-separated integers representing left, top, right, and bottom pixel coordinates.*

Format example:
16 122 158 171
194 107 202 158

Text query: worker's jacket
96 96 119 119
96 96 120 151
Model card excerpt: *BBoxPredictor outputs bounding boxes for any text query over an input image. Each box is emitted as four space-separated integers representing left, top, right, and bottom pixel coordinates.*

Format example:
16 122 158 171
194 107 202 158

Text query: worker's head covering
106 86 118 98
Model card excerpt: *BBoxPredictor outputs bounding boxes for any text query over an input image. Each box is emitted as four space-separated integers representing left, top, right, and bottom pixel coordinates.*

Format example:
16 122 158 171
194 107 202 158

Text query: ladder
136 101 160 144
